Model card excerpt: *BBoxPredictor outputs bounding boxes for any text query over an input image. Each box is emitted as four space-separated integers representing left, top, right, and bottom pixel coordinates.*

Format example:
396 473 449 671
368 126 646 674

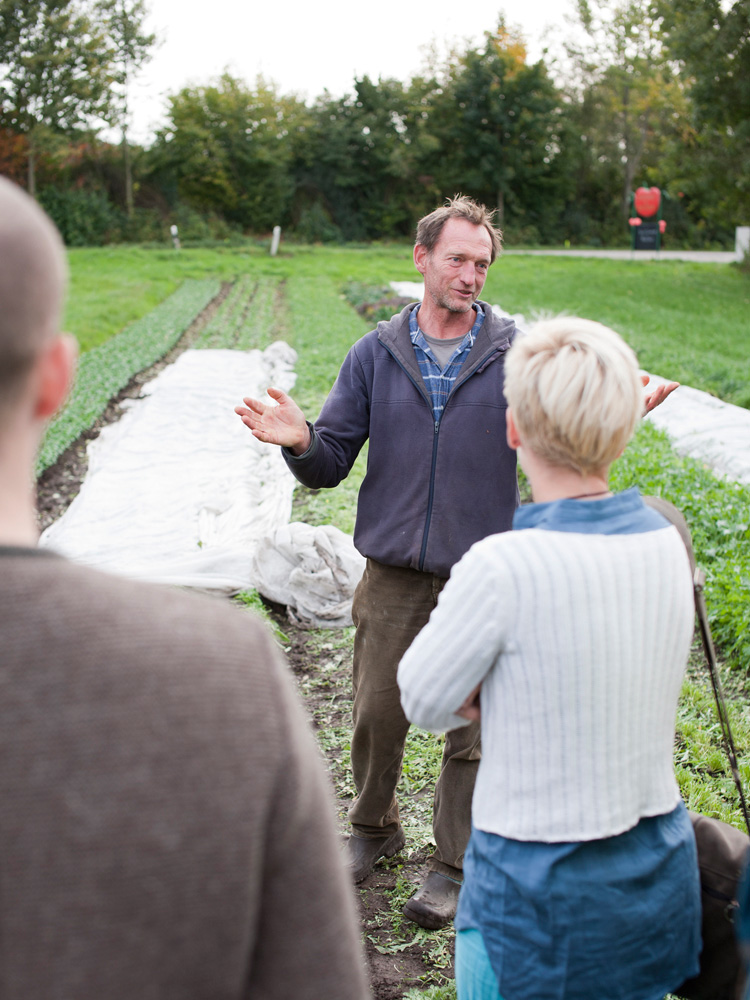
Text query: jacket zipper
418 419 442 569
382 342 500 571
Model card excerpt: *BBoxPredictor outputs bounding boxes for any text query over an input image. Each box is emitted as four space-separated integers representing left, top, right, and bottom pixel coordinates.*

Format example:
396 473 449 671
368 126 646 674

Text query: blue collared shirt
409 303 485 423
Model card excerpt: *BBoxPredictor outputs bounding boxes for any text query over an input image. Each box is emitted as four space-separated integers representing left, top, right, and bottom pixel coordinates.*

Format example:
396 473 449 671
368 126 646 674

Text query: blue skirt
455 803 701 1000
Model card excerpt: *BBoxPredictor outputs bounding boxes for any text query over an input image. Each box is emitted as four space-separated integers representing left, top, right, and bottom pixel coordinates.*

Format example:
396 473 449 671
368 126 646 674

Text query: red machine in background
629 186 667 250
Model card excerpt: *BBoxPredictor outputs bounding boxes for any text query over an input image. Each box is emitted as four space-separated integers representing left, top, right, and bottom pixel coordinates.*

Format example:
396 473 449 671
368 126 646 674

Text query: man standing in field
236 195 676 930
0 175 370 1000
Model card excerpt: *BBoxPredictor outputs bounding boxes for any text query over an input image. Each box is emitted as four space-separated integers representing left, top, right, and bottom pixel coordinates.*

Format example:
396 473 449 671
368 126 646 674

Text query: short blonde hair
504 317 642 476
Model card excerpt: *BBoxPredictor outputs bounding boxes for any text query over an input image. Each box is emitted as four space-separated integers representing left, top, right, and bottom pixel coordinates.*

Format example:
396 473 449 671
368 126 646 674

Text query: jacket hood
375 299 516 381
376 299 515 347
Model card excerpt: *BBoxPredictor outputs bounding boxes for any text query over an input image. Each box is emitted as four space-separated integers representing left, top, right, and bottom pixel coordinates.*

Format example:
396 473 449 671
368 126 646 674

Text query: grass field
65 244 750 407
52 243 750 997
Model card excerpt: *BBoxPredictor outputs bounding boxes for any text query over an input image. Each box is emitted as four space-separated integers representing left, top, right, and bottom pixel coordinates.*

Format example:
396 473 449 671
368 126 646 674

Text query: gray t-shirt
422 331 466 369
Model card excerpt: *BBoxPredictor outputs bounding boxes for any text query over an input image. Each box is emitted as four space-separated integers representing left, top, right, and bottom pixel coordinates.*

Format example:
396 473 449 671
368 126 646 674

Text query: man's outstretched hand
642 374 680 414
235 387 311 455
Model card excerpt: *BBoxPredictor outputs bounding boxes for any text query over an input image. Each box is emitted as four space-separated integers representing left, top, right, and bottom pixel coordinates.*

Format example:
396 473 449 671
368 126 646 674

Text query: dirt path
274 606 455 998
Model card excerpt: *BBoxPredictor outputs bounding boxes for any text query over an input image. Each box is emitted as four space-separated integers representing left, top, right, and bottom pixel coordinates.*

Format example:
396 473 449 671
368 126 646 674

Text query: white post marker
170 224 180 250
270 225 281 256
736 226 750 262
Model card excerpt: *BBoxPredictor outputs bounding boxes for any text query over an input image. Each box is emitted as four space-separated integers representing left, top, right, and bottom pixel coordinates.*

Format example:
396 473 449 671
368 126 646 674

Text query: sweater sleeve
245 644 371 1000
283 341 371 489
398 540 512 734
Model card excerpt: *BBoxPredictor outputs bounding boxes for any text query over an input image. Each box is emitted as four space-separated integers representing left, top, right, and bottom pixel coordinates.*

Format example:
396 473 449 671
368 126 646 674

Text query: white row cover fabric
252 522 365 628
643 376 750 487
41 346 298 593
41 344 367 626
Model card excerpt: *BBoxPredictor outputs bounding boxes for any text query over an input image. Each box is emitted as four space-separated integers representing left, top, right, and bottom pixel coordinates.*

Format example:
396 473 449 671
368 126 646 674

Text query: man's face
414 218 493 315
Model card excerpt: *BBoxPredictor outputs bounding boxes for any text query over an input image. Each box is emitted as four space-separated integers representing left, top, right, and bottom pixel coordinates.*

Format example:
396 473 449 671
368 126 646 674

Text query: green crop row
195 276 283 350
612 421 750 670
38 279 221 473
195 275 254 348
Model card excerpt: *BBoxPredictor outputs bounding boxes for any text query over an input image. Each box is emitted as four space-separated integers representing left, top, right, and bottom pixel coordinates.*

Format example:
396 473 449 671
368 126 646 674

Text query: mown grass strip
483 257 750 408
38 279 220 473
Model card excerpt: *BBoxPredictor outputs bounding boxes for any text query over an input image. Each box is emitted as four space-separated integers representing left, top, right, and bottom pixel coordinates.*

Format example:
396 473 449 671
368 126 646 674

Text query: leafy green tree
657 0 750 235
565 0 689 222
424 21 565 239
99 0 156 217
292 75 435 240
149 73 307 232
0 0 111 195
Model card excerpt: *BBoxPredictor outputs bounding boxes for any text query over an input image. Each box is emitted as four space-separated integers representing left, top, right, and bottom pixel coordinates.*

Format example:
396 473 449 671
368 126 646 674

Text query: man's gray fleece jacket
284 300 519 578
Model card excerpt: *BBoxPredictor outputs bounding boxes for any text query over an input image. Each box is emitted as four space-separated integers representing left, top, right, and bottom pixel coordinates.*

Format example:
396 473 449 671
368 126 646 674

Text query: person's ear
506 408 522 451
33 333 77 420
413 242 428 277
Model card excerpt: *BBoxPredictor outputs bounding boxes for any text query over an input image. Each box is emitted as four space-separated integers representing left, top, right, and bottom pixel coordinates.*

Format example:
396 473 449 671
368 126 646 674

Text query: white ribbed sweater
398 515 694 842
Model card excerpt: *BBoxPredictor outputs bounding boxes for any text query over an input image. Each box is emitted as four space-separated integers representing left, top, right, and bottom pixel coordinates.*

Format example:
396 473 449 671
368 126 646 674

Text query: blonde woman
398 317 701 1000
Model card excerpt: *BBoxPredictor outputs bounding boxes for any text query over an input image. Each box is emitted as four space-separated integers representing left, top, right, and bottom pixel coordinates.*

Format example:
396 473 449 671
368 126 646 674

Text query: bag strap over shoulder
643 495 750 836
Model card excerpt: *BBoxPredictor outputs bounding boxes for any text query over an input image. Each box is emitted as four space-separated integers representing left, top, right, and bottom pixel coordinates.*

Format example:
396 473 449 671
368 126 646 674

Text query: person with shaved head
0 176 370 1000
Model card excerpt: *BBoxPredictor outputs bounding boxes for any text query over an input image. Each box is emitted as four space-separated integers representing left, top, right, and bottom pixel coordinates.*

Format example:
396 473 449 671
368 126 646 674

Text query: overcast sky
124 0 576 143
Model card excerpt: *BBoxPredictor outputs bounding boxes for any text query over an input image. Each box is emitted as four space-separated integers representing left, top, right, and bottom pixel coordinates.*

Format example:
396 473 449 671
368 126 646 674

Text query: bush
169 203 245 245
120 207 168 244
38 186 123 246
293 203 343 244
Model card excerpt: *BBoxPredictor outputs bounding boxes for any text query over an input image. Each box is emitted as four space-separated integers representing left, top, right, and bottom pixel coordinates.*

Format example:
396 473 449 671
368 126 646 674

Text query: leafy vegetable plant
38 279 220 472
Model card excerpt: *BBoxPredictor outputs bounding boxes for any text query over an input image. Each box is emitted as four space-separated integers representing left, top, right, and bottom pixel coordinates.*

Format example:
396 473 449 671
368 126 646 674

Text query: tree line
1 0 747 248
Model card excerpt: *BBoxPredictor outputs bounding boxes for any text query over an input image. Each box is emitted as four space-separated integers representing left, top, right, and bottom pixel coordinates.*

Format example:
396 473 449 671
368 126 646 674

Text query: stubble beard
429 286 475 315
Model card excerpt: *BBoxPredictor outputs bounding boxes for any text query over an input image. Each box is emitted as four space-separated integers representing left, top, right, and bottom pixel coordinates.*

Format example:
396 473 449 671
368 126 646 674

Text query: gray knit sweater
0 548 369 1000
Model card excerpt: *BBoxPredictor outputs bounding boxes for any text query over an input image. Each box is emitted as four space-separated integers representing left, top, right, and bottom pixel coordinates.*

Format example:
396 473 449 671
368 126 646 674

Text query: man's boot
347 829 406 884
402 871 461 930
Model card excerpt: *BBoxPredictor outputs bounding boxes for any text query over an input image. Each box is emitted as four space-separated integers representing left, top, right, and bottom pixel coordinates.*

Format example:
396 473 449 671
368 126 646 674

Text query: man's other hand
456 683 482 723
641 374 680 414
235 387 311 455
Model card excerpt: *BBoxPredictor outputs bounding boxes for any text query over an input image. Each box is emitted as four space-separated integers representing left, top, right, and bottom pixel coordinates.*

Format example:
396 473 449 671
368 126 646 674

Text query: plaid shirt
409 303 485 423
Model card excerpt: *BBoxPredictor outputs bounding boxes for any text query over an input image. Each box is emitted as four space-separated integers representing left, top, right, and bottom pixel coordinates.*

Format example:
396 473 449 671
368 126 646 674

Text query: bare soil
275 605 455 998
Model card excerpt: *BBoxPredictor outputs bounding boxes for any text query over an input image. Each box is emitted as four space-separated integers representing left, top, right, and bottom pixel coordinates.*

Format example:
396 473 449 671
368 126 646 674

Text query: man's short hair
415 195 503 263
0 177 67 412
503 317 643 476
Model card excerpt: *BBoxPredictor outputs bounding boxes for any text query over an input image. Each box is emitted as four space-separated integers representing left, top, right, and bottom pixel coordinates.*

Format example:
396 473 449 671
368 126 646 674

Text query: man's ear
33 333 77 420
506 408 522 451
413 242 428 277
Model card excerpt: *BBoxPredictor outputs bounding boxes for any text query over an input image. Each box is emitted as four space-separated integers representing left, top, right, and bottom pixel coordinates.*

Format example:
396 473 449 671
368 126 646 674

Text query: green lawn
483 256 750 407
66 243 750 406
64 242 411 351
